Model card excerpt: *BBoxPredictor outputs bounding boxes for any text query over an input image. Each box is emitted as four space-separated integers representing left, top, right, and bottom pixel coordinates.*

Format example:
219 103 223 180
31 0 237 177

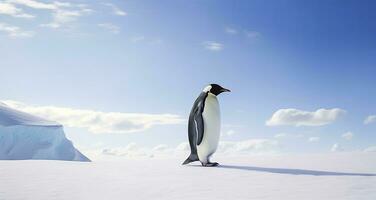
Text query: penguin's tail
182 154 199 165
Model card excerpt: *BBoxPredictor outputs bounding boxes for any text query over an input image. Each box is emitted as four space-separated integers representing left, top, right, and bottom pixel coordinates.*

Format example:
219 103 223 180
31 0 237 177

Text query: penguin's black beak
221 88 231 93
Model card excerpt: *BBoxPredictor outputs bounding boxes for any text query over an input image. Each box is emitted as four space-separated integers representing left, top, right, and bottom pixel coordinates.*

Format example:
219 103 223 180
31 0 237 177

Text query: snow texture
0 102 90 161
0 153 375 200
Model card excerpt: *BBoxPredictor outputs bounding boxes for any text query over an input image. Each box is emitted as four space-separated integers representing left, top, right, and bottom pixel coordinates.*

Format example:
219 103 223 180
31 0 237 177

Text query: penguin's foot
202 162 219 167
182 154 199 165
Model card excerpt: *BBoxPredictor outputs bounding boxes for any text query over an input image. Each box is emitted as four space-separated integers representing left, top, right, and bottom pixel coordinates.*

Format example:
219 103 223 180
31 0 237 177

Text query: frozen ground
0 152 375 200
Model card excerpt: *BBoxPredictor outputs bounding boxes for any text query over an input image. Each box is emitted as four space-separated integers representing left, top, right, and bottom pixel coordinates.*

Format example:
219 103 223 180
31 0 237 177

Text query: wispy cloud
40 4 92 29
274 133 287 139
223 124 245 128
152 144 169 152
225 27 237 34
364 146 376 152
101 143 149 158
90 138 279 159
244 30 261 38
274 133 304 139
203 41 223 51
0 0 93 28
0 23 34 38
308 137 320 142
364 115 376 125
266 108 346 127
331 143 343 152
5 0 93 29
1 1 123 36
9 0 58 10
175 139 278 155
87 143 172 160
103 3 126 16
225 27 261 40
3 100 185 134
341 131 353 140
175 142 190 152
149 39 163 45
130 36 145 43
224 129 235 136
129 36 164 44
217 139 278 154
98 23 120 34
0 2 34 18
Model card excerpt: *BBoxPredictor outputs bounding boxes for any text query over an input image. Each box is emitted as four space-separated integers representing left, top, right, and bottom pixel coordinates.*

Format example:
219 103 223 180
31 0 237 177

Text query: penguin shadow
217 165 376 176
188 164 376 176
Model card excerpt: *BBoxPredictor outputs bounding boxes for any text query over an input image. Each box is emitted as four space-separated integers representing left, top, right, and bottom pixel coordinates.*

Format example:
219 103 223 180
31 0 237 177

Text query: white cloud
150 139 279 155
41 6 92 29
98 23 120 34
9 0 57 10
9 1 94 29
153 139 279 155
175 142 189 152
3 100 184 134
308 137 320 142
149 39 163 45
217 139 279 154
222 124 245 128
274 133 304 139
1 1 126 34
54 9 83 23
0 2 34 18
0 23 34 38
130 36 145 43
364 146 376 152
153 144 168 151
99 143 171 159
102 143 149 158
5 0 93 29
225 129 235 136
364 115 376 125
39 23 60 28
274 133 287 139
225 27 237 34
86 138 279 160
103 3 126 16
331 143 343 152
341 132 353 140
203 41 223 51
266 108 345 127
244 30 261 38
53 1 72 8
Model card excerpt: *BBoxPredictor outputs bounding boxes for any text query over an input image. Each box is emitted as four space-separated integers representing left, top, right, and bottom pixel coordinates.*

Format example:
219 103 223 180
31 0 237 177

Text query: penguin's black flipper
182 153 199 165
194 103 205 146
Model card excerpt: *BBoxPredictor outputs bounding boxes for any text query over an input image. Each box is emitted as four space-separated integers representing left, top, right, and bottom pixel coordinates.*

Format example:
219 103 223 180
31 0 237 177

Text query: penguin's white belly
197 94 220 163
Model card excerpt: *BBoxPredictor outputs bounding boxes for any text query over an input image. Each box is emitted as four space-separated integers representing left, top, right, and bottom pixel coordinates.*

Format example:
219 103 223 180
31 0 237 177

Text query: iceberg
0 102 90 161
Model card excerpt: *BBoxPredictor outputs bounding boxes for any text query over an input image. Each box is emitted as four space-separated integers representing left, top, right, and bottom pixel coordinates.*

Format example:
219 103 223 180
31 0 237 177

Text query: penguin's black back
183 92 207 165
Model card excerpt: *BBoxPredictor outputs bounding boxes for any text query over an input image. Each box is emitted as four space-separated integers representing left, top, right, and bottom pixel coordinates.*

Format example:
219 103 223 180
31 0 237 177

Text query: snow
0 153 375 200
0 102 89 161
0 101 59 126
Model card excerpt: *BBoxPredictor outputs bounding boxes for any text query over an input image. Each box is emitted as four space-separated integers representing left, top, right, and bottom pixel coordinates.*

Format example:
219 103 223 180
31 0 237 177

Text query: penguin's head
203 84 231 96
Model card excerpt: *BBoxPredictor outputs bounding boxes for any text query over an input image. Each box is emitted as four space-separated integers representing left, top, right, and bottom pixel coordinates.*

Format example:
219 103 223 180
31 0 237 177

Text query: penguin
182 84 230 167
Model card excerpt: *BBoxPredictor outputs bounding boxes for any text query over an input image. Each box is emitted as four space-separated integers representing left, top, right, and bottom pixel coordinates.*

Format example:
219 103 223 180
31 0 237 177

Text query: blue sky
1 0 376 158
